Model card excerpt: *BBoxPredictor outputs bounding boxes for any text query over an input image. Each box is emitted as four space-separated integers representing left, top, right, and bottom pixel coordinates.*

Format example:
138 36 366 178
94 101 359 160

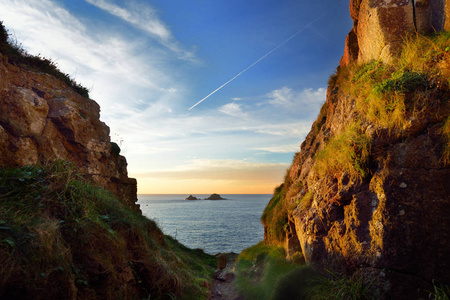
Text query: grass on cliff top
0 160 215 299
315 31 450 179
235 241 372 300
0 21 89 98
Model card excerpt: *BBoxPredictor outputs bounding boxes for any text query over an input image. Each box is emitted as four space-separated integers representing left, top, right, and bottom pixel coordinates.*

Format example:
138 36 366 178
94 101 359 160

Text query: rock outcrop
205 193 226 200
263 1 450 298
341 0 450 65
0 51 139 210
185 195 200 200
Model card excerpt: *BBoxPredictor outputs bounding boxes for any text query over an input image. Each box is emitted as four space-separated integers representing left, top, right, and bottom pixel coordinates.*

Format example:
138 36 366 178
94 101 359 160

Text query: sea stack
204 193 226 200
185 195 199 200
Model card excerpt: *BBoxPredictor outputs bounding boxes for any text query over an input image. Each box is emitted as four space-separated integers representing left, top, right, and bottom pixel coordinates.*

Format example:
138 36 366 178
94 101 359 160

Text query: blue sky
0 0 352 193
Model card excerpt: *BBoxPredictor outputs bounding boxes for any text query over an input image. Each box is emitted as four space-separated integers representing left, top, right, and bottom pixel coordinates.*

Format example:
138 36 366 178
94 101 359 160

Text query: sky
0 0 352 194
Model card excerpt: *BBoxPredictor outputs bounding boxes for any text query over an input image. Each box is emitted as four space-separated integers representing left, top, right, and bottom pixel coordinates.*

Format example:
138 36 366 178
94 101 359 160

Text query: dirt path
209 253 242 300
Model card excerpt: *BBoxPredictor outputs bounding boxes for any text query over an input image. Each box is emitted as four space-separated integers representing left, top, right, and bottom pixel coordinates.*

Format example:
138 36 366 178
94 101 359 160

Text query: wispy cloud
219 103 248 118
84 0 194 60
135 159 289 181
255 144 299 153
267 86 326 110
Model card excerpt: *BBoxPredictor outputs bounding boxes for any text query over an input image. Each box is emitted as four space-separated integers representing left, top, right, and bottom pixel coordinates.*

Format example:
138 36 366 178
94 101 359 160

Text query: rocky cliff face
0 51 139 211
263 1 450 298
342 0 450 65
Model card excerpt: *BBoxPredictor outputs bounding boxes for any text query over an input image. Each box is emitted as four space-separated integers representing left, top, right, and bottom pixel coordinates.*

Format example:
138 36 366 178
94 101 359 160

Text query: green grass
315 124 371 179
0 21 89 98
429 281 450 300
314 32 450 178
0 161 215 299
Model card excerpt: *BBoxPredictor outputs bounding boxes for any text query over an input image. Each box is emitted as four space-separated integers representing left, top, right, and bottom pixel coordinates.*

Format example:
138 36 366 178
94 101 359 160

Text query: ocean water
138 194 271 254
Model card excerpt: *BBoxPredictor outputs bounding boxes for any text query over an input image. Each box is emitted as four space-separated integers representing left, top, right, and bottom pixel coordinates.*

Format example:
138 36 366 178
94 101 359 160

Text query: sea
138 194 272 254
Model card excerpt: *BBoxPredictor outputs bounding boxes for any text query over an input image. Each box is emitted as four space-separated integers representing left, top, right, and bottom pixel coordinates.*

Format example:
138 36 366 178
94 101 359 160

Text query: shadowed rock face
341 0 450 65
0 53 139 211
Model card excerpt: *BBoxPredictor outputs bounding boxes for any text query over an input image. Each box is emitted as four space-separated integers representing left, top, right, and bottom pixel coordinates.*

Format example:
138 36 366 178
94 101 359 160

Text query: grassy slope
0 161 216 299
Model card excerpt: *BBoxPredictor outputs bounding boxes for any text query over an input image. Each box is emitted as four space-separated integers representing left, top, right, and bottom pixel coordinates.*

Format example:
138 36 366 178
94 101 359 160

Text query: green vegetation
315 31 450 177
0 161 215 299
0 21 89 98
315 124 371 178
312 102 328 137
261 183 289 244
429 282 450 300
296 190 313 211
235 242 372 300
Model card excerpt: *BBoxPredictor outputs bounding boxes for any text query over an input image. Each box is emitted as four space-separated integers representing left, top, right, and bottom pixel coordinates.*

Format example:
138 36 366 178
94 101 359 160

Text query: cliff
0 22 216 299
0 24 138 211
262 1 450 298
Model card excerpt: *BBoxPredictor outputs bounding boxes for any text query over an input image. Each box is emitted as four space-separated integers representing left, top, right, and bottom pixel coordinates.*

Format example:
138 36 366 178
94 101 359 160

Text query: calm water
138 194 271 254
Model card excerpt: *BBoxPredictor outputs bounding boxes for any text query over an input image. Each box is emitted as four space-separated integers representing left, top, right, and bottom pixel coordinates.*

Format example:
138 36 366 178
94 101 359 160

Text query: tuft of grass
313 102 328 137
0 21 89 98
0 160 215 299
315 124 371 179
428 281 450 300
309 271 372 300
296 190 314 212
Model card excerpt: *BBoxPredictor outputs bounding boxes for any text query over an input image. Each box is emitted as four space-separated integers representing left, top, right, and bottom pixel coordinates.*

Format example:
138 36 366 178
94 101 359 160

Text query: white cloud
267 86 294 106
84 0 195 60
266 86 326 112
219 102 248 118
0 1 328 194
256 144 299 153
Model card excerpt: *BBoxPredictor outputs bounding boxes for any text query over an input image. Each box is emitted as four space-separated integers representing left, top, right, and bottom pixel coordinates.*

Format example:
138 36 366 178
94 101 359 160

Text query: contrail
188 12 328 111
